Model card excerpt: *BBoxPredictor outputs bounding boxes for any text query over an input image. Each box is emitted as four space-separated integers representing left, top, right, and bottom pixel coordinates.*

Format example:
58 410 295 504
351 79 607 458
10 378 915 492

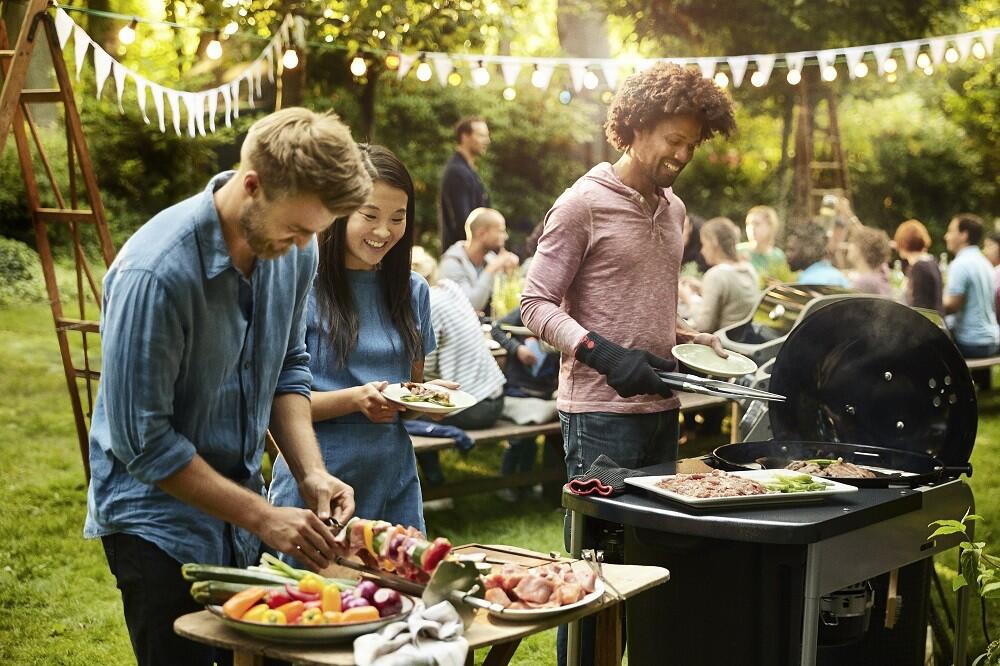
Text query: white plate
625 469 858 508
206 594 414 644
671 344 757 378
382 382 478 415
489 579 605 621
500 324 535 337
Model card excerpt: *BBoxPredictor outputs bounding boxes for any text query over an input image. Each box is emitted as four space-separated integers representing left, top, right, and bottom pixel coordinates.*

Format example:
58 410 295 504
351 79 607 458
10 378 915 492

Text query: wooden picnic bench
965 355 1000 371
411 393 735 501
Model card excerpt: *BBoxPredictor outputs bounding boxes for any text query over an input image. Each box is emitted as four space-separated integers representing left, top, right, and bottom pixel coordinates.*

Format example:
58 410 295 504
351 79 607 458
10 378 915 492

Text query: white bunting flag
54 8 73 49
397 54 417 79
221 84 232 127
500 61 522 87
93 45 112 98
182 93 196 137
166 90 182 135
901 42 920 71
955 34 973 61
634 59 655 73
844 47 866 79
727 56 749 87
73 26 90 80
254 67 263 99
195 93 207 136
430 54 453 86
207 89 218 133
984 29 997 56
816 49 838 73
272 40 283 70
929 37 947 65
532 64 554 89
873 44 894 75
292 15 306 48
568 61 586 92
785 52 805 76
112 61 127 111
697 57 716 79
753 54 776 85
150 84 165 132
264 48 275 83
230 79 240 119
601 62 619 90
134 76 150 124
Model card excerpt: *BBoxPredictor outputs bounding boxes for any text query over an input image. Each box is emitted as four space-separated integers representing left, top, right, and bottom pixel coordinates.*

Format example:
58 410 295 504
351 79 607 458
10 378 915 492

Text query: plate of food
382 382 478 414
671 343 757 378
207 578 415 644
482 561 606 621
625 469 858 508
500 324 535 337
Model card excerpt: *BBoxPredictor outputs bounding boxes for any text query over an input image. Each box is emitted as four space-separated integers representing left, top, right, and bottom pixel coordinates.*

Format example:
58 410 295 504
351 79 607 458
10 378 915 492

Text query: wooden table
174 546 669 666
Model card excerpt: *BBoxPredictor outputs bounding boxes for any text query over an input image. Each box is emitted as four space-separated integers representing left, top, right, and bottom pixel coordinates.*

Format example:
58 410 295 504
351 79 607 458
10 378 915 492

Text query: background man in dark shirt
439 116 491 250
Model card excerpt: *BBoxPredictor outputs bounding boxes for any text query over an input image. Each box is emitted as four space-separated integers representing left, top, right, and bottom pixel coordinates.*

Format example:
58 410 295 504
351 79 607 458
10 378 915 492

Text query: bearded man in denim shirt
84 108 372 665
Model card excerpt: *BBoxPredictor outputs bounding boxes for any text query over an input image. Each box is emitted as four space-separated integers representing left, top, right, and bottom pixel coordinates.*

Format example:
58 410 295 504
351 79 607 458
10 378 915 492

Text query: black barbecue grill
563 298 977 666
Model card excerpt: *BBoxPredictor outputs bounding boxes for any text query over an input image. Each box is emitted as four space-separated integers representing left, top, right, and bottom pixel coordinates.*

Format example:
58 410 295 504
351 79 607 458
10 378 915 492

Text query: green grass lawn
1 300 998 664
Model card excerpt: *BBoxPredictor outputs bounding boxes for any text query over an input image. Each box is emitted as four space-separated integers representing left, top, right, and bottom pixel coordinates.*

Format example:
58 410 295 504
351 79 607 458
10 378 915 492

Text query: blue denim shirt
84 171 317 567
797 260 850 288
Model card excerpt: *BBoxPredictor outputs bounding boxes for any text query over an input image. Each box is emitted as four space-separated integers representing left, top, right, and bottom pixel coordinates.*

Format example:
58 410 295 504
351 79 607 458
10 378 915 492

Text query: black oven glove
575 331 676 398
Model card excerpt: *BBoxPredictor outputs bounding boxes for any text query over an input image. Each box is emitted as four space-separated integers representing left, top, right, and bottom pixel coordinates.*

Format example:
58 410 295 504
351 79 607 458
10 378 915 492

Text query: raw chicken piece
570 561 597 593
509 602 530 610
556 582 584 605
513 575 556 604
485 587 512 608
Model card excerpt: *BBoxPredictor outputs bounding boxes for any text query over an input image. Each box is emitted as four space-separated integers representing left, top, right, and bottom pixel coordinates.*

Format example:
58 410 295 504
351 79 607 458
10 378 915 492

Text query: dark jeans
416 395 505 485
556 409 680 666
102 533 233 666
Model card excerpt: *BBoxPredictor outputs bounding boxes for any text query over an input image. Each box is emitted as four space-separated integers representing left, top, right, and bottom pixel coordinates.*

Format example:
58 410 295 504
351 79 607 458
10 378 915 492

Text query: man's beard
238 201 287 259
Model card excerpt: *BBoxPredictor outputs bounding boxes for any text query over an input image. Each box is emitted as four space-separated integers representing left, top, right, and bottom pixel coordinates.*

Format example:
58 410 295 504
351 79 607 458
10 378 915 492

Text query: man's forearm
270 393 326 483
158 455 272 534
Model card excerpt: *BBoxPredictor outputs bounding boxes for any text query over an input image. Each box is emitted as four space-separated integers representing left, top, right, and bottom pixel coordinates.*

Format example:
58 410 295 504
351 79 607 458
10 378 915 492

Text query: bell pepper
341 606 380 623
363 521 375 557
321 582 342 613
298 573 326 595
299 608 325 625
421 538 452 573
241 604 271 623
274 600 306 624
260 609 287 625
222 587 268 619
322 611 344 624
285 582 320 603
266 590 293 609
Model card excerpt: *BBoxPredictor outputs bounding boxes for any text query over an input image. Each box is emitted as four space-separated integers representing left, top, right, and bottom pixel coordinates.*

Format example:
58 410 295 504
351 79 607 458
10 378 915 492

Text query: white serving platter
625 469 858 508
489 579 605 621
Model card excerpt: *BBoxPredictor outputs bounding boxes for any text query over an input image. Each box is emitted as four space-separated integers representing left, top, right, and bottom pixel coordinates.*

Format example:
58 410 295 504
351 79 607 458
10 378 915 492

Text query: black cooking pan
712 440 973 488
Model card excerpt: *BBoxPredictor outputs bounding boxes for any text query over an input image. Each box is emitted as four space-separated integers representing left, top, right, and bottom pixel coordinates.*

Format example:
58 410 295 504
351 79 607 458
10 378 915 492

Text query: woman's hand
354 381 403 423
691 332 729 358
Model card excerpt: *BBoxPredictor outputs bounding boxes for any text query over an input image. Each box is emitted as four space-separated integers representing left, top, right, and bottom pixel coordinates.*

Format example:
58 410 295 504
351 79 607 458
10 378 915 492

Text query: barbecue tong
656 371 786 402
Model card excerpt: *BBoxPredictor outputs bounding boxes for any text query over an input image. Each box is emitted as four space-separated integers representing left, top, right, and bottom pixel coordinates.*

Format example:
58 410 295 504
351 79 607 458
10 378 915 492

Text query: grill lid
768 298 976 465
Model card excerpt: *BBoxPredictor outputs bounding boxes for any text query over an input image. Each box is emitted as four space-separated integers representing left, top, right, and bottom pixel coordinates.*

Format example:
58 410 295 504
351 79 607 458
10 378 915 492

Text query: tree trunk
359 64 380 141
791 69 818 226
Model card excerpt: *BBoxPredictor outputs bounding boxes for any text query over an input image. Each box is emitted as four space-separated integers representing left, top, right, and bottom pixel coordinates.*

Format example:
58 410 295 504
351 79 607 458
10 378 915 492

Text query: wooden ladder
0 0 116 481
791 71 852 222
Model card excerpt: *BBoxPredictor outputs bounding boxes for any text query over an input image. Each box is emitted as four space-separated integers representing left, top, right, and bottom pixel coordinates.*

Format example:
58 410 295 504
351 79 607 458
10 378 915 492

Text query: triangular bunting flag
166 90 182 135
54 8 73 49
195 93 206 137
207 89 218 133
134 76 150 124
182 92 196 137
753 54 776 85
697 57 716 79
292 15 306 48
600 62 618 90
568 62 586 92
93 45 112 99
634 59 655 73
221 84 232 127
150 84 165 132
984 29 997 56
231 79 240 118
844 47 866 79
246 73 255 109
901 42 920 71
929 37 947 65
532 64 554 89
727 56 749 87
112 60 127 112
430 54 452 86
500 61 522 87
264 48 275 83
397 54 417 79
873 44 894 75
73 26 90 80
955 34 973 61
784 52 806 75
816 49 838 72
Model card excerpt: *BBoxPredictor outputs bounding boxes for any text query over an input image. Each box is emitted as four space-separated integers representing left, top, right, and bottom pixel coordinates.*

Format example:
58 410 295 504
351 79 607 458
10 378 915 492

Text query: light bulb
750 70 767 87
206 32 223 60
223 21 239 36
945 47 959 63
472 63 490 86
531 67 547 89
502 86 516 101
886 72 897 83
282 49 299 69
350 56 367 77
853 61 868 78
384 53 400 70
786 69 801 85
822 65 837 82
883 57 897 73
415 61 432 82
447 71 462 86
119 18 137 45
583 71 599 90
713 71 729 88
972 42 987 60
600 90 613 104
916 52 931 69
923 65 934 76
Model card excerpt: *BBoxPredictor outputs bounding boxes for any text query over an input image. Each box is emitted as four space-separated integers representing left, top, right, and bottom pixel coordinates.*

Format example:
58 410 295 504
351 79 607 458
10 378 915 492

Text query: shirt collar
195 171 237 280
957 245 981 258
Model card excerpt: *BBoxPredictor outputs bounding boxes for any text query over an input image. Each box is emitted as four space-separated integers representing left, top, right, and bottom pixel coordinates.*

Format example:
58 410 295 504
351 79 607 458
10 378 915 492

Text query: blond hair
745 205 781 235
240 107 373 214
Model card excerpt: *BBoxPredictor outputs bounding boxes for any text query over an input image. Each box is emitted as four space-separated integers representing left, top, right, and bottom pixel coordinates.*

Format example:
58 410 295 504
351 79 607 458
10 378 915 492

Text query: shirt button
243 361 251 369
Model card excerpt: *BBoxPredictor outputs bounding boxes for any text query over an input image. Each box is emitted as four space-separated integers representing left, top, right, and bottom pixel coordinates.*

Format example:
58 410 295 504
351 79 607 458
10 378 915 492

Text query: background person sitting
893 219 943 314
943 213 1000 358
786 220 850 288
737 205 792 285
438 207 519 313
846 225 892 296
680 217 760 333
984 231 1000 321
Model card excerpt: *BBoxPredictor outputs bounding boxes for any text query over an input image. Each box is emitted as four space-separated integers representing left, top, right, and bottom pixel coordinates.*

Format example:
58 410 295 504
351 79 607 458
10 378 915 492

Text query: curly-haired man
520 63 735 666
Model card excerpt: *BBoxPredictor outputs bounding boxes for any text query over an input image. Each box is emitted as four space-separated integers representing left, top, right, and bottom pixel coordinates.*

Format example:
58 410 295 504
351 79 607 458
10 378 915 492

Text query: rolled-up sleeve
520 194 591 354
276 250 316 398
100 270 196 484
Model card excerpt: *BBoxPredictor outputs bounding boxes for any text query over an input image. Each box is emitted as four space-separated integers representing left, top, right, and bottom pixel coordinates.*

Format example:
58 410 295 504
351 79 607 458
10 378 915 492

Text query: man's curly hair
605 63 736 150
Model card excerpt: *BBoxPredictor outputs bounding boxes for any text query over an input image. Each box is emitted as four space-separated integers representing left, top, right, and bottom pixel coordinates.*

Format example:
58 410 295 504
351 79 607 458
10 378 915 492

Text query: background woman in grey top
682 217 760 333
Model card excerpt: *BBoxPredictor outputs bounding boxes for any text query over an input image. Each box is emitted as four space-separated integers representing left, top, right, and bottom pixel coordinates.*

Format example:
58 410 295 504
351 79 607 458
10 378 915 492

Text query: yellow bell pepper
342 606 380 623
321 582 341 613
299 608 325 625
260 609 287 624
363 522 375 557
274 600 305 624
322 611 344 624
298 574 326 595
240 604 270 623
